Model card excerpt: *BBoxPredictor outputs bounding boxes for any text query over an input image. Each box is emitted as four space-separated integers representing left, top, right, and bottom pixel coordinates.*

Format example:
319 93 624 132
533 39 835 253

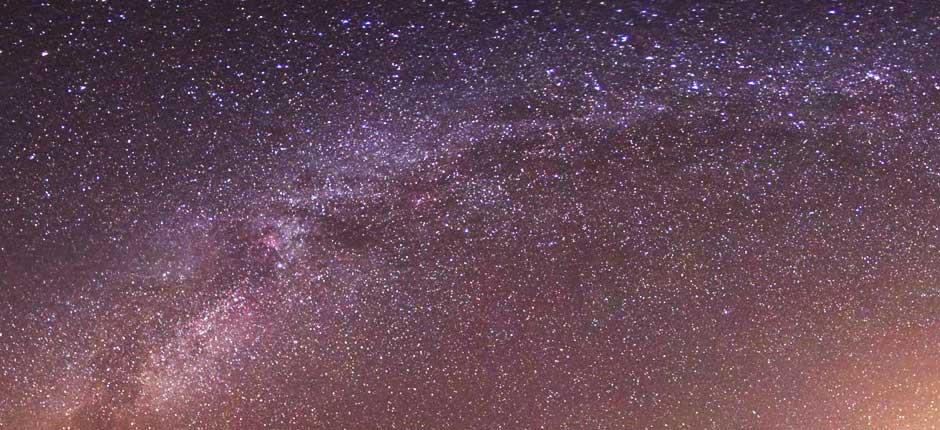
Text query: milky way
3 1 940 429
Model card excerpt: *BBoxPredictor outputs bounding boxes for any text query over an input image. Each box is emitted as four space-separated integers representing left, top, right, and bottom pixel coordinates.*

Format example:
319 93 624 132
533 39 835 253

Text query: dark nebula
3 1 940 429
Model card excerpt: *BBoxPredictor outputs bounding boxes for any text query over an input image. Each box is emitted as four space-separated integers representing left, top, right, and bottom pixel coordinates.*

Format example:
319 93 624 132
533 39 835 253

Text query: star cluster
2 1 940 429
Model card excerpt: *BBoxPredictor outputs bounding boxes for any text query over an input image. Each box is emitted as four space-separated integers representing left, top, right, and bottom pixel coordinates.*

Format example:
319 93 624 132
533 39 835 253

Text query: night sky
3 1 940 429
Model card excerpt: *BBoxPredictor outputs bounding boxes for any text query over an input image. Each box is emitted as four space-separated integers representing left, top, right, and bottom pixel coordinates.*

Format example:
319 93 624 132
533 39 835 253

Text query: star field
2 1 940 429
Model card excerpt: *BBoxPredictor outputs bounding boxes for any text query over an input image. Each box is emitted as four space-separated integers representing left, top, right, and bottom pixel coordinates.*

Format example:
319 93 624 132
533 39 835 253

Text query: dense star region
3 1 940 429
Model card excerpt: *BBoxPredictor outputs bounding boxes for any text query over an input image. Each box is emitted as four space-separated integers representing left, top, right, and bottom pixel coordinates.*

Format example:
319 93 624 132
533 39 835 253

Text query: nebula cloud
2 2 940 429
